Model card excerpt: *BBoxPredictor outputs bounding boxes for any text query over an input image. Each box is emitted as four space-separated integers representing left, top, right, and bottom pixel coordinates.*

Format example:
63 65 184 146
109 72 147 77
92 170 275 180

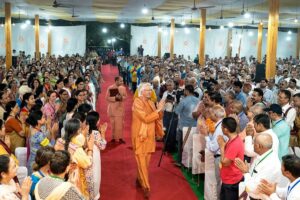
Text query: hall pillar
266 0 279 79
199 9 206 67
227 29 232 58
5 2 12 69
48 27 52 56
257 23 263 63
158 26 161 57
35 15 40 60
170 18 175 59
297 28 300 59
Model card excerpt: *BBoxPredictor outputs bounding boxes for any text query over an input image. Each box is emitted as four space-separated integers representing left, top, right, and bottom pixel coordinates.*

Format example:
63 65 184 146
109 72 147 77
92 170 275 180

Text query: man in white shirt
277 90 296 129
244 113 279 159
258 154 300 200
199 105 227 198
189 77 203 100
235 133 282 199
287 79 300 96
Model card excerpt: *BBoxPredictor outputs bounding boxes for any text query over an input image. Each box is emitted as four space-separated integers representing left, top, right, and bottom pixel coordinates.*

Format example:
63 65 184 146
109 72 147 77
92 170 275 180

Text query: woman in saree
56 118 94 199
26 111 57 175
34 150 84 200
0 154 32 200
4 101 26 153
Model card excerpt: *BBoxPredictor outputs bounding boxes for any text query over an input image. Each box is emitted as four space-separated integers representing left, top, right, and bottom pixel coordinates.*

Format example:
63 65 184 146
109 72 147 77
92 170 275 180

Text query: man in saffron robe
131 82 165 199
106 76 127 143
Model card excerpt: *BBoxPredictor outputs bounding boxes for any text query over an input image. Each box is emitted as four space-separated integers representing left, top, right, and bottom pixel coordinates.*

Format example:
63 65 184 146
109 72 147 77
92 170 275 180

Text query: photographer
174 85 199 167
162 79 178 153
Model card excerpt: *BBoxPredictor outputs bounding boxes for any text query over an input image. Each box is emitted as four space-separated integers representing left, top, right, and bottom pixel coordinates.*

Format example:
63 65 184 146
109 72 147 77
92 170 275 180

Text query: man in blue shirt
264 104 290 160
233 81 247 107
175 85 199 166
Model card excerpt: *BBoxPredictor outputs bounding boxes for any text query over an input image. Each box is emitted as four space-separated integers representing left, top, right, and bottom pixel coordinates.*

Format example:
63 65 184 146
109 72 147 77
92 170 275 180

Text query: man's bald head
255 133 273 149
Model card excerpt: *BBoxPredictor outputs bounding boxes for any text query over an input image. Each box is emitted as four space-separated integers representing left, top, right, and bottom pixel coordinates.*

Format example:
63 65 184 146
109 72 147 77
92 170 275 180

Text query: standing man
131 83 165 199
265 104 290 160
218 117 244 200
175 85 199 166
106 76 127 144
258 154 300 200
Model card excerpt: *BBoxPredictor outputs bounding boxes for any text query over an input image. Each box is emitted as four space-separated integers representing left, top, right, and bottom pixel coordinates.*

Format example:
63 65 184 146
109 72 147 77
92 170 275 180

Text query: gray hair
138 82 152 97
213 105 226 119
254 133 273 149
249 104 266 116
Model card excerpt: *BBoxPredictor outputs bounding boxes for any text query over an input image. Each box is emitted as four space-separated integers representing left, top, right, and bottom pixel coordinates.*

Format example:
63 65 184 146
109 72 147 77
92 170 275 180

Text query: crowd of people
116 54 300 199
0 49 299 200
0 51 107 200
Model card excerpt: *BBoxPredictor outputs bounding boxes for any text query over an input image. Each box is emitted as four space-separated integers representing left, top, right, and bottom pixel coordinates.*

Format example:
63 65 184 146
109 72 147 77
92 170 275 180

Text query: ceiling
0 0 299 27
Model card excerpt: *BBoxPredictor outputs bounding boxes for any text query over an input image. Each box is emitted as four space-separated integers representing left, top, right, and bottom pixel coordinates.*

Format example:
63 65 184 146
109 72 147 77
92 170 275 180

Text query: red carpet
97 65 197 200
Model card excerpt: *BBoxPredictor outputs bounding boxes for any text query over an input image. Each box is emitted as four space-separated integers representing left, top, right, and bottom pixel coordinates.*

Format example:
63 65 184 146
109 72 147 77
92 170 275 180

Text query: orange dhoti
109 116 124 140
131 97 164 191
135 153 151 189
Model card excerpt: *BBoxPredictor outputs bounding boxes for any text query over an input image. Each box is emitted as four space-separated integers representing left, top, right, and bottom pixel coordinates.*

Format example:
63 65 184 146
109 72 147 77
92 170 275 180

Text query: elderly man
199 105 227 198
131 82 165 199
231 100 249 132
106 76 127 144
235 133 282 200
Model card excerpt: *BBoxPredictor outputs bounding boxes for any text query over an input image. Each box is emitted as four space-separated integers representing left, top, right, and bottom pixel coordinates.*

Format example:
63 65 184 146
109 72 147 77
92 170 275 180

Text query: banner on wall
130 25 158 56
0 24 86 56
130 25 297 59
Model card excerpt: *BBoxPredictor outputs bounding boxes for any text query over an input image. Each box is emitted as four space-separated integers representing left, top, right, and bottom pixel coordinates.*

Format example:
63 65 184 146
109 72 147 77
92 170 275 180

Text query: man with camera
161 79 178 153
174 84 199 166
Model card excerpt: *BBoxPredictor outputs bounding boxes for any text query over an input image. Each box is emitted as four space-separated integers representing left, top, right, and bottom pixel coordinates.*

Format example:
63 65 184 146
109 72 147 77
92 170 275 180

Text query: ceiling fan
72 7 79 18
190 0 215 11
52 0 71 8
241 0 246 15
219 5 235 20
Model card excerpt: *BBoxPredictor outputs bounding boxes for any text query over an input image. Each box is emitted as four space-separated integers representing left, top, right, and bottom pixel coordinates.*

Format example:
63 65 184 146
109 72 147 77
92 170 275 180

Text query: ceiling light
294 18 298 23
286 36 291 41
288 30 292 35
12 23 15 26
142 6 148 14
196 28 200 31
163 30 168 36
238 34 242 38
25 19 31 25
260 21 263 25
21 23 27 29
220 25 224 29
107 39 112 44
208 27 211 31
158 27 162 32
102 28 107 33
184 27 190 34
181 21 185 26
112 38 116 42
248 31 253 36
228 22 234 27
0 24 3 27
120 23 125 28
244 12 251 19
